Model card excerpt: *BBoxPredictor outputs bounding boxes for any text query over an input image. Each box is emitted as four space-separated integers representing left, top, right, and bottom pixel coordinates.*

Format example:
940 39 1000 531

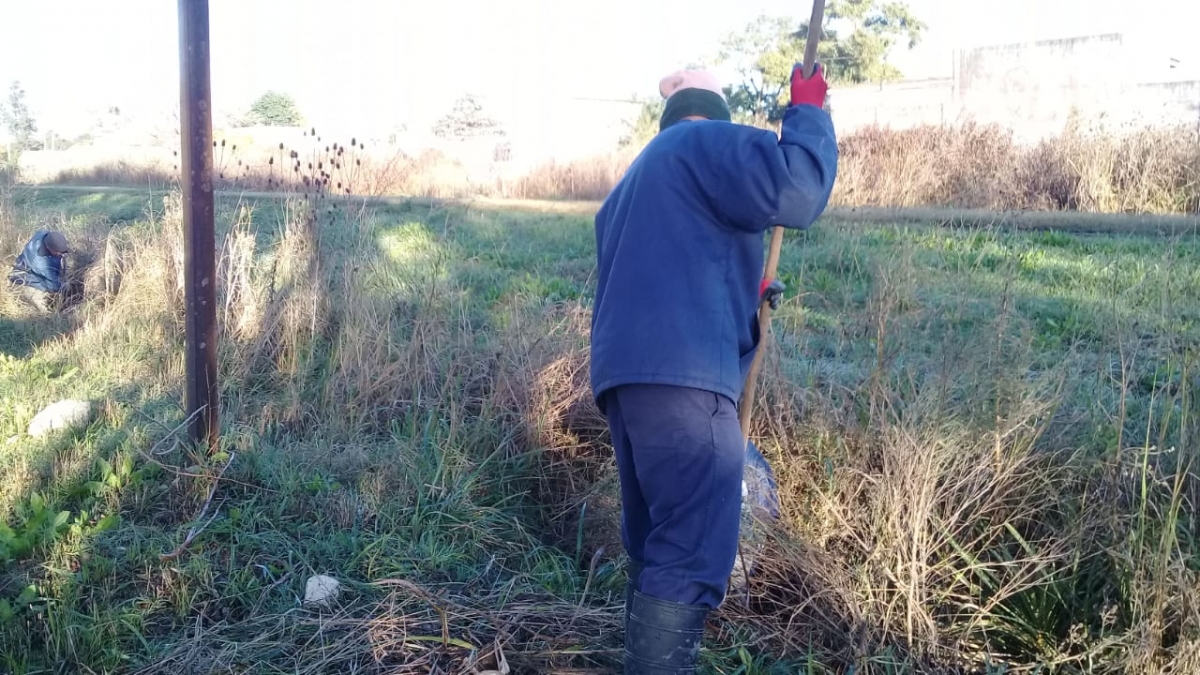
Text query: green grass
1 187 1198 674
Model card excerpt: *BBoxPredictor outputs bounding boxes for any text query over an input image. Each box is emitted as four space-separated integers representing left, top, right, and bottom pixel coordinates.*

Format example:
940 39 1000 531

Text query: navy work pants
602 383 745 609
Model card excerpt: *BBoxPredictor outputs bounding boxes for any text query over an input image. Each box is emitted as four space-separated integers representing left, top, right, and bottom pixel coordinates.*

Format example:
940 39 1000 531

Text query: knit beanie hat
42 231 70 254
658 68 731 132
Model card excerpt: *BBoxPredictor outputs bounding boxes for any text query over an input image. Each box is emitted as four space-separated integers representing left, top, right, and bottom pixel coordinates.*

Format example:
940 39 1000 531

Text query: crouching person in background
8 230 70 312
589 63 838 674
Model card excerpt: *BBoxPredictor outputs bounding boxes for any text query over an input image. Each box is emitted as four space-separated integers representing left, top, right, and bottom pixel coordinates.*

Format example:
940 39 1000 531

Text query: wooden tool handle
738 0 827 443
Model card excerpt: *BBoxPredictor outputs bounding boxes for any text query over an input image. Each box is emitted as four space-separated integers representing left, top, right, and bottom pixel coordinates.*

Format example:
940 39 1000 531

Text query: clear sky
0 0 1194 140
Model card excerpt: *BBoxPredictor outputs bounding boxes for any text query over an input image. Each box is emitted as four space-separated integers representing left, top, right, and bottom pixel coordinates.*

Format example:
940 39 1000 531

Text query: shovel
735 1 828 586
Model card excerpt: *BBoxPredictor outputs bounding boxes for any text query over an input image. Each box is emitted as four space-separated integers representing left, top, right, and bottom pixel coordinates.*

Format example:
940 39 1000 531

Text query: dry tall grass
835 120 1200 214
27 119 1200 216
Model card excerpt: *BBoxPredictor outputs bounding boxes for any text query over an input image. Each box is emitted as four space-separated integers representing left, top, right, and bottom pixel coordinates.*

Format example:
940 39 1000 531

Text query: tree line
621 0 925 146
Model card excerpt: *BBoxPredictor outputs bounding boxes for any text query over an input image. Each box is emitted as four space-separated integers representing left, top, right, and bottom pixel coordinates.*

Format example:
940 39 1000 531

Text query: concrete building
829 33 1199 141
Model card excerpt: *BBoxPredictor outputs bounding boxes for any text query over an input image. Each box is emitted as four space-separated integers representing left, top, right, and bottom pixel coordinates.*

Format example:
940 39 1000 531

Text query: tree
242 91 304 126
1 80 40 152
618 96 664 150
717 1 925 122
825 0 925 82
717 16 812 124
432 95 505 141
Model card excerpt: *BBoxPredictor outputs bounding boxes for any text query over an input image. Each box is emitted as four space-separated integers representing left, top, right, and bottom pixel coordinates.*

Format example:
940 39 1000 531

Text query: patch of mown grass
1 189 1198 674
780 222 1198 444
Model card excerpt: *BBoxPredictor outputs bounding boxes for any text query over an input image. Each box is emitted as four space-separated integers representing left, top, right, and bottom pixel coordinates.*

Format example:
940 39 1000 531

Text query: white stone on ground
27 399 94 437
303 575 340 606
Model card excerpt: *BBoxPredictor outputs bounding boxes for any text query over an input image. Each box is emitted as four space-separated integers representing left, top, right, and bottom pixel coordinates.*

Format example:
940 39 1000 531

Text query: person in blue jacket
590 62 838 673
8 230 70 312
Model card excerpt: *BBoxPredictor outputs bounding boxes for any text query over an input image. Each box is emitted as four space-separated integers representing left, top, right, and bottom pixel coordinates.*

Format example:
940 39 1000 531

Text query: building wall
827 33 1200 141
1122 80 1200 128
829 78 955 133
956 33 1127 138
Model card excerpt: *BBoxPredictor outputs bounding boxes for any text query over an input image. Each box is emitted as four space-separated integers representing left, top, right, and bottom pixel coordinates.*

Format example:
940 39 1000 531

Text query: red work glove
759 278 785 310
790 62 828 109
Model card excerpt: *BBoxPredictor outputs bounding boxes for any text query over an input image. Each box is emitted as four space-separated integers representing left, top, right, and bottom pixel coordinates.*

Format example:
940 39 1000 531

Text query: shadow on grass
0 312 76 360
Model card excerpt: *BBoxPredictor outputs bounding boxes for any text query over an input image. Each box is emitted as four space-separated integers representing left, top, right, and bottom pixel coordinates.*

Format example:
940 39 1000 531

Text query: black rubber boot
624 590 709 674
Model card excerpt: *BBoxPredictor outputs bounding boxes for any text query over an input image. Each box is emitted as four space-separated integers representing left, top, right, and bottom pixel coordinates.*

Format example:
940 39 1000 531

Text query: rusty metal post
178 0 219 453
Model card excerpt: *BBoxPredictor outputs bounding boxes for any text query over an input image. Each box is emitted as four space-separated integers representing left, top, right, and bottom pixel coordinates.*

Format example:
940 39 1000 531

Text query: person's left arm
710 64 839 234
